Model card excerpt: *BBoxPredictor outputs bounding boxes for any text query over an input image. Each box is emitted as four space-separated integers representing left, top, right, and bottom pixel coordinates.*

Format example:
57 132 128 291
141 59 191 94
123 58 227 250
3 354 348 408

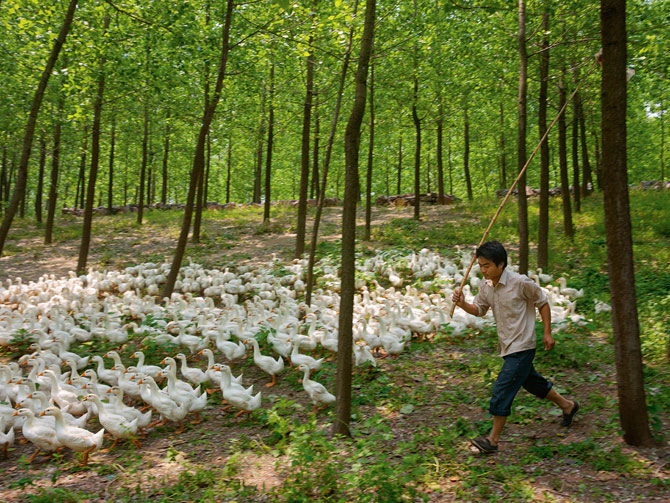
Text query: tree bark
77 14 109 276
601 0 654 447
517 0 529 276
335 0 375 438
296 26 315 259
592 129 602 189
305 0 358 307
558 68 574 238
192 130 206 243
0 0 78 256
263 63 274 223
162 0 234 300
537 9 550 271
364 60 374 240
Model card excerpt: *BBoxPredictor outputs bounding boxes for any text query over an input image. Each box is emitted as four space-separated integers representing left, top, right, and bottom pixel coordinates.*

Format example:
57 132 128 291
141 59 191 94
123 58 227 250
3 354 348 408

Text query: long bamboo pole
450 59 599 318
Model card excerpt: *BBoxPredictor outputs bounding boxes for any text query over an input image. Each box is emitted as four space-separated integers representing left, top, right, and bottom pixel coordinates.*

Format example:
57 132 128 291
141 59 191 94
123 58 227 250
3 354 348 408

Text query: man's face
477 257 504 283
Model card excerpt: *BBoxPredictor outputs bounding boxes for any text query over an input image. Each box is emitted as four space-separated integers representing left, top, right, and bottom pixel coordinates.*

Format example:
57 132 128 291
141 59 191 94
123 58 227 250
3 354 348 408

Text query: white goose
298 364 335 414
13 408 62 463
244 338 284 387
40 406 104 465
82 394 141 451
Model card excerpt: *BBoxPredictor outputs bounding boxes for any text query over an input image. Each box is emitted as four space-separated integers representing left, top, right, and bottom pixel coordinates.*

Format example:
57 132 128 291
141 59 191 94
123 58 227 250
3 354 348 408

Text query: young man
451 240 579 454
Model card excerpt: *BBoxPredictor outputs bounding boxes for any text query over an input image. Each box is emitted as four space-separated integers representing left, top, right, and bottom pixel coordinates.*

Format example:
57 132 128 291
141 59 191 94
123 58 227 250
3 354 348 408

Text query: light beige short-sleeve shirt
473 269 548 357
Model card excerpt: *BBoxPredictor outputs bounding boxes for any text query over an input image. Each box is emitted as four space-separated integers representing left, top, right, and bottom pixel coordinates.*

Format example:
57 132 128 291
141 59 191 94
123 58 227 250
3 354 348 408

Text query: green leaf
399 404 414 414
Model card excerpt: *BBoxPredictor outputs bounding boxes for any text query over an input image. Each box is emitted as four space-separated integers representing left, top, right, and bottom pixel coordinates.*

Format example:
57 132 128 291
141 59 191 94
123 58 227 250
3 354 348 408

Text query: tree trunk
364 60 374 241
35 132 47 223
192 130 206 243
517 0 529 275
412 75 421 219
335 0 375 438
436 104 445 204
204 127 211 205
463 102 473 201
75 128 88 210
263 63 274 223
558 69 574 238
0 145 7 212
601 0 654 447
0 0 78 256
45 85 64 244
137 99 149 224
448 128 453 195
592 129 603 189
305 0 358 307
162 0 234 300
572 88 581 212
161 109 170 204
537 9 550 271
296 27 315 259
226 136 232 203
253 97 265 204
500 101 508 188
107 113 116 213
77 14 109 275
578 98 593 196
311 90 320 200
396 134 403 194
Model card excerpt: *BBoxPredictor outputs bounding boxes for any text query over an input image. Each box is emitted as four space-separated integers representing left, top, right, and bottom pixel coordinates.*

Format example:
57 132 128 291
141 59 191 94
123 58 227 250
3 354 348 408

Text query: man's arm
451 289 482 317
538 302 555 350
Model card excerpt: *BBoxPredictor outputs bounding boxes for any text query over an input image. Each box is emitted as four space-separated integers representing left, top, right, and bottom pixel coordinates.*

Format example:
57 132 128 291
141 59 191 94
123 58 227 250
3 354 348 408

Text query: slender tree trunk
500 101 508 188
35 132 47 223
226 136 232 203
0 0 78 255
335 0 375 438
436 103 445 204
572 88 581 212
45 86 64 244
660 100 664 181
137 99 149 224
77 14 109 275
517 0 529 275
107 113 116 213
162 0 234 299
396 134 403 194
364 61 374 241
305 0 358 307
193 130 206 243
592 129 602 189
0 145 7 212
311 90 320 200
204 127 210 205
463 102 473 201
296 26 315 259
412 75 421 218
253 95 265 204
558 69 574 238
75 129 88 209
263 63 275 223
160 109 170 204
537 9 550 271
601 0 654 447
578 99 593 196
448 128 453 195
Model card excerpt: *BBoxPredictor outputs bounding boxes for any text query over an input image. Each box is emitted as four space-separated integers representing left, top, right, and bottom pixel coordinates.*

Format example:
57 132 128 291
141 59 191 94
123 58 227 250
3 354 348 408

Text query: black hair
475 240 507 269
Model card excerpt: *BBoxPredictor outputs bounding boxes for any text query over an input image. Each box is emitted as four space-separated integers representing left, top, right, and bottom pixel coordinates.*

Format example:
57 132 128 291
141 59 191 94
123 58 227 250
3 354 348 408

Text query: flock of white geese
0 249 596 465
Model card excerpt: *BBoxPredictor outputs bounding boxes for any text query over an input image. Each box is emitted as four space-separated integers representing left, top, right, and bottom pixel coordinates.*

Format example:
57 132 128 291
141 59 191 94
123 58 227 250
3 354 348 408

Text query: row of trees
0 0 663 445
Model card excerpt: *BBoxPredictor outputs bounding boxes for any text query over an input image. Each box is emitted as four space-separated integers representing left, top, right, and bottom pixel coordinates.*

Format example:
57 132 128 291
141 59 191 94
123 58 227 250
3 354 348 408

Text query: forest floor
1 201 669 503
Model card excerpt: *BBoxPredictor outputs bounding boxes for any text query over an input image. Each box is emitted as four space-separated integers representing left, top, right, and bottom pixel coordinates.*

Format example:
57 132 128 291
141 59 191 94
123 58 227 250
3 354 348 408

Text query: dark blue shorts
489 348 553 417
